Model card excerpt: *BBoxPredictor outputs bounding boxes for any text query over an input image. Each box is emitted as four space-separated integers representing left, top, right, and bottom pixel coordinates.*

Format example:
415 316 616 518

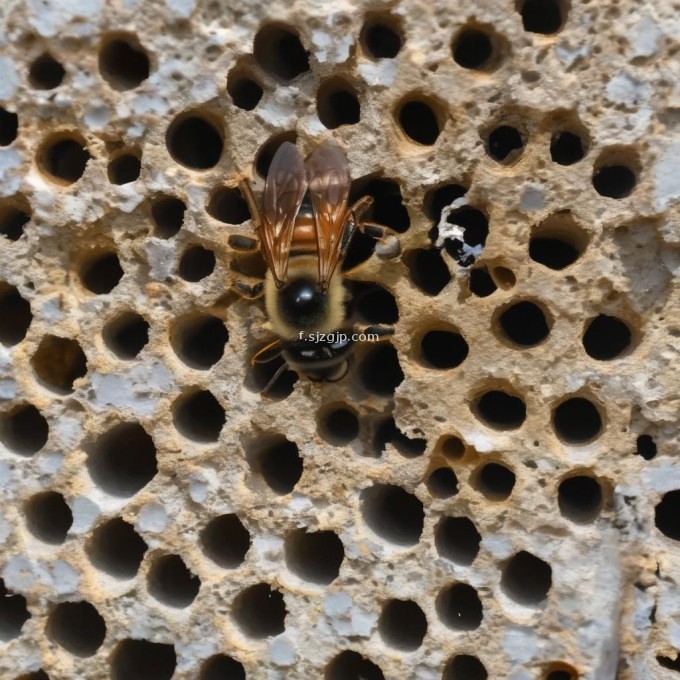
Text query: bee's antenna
262 362 290 396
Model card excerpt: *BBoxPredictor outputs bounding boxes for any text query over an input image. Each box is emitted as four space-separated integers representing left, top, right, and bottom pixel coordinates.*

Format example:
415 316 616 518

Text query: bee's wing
260 142 308 287
306 140 351 290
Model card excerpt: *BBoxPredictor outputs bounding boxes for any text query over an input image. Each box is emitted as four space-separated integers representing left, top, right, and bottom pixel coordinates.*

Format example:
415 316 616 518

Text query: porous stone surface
0 0 678 679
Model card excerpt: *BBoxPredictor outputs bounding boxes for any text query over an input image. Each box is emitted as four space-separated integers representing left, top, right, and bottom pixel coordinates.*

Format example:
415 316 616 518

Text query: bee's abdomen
290 213 318 257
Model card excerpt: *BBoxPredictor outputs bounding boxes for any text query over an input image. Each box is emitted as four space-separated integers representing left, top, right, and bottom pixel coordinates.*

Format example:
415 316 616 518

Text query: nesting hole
29 54 65 89
317 77 360 129
0 578 30 641
25 491 72 544
0 283 31 345
486 125 524 163
148 554 200 608
360 483 424 546
592 149 638 198
582 315 632 360
99 35 150 89
31 335 87 393
227 69 263 111
636 434 657 461
439 435 466 461
469 266 497 297
502 551 552 605
248 435 303 495
492 266 516 289
247 353 297 399
79 250 123 294
419 329 469 369
550 130 586 165
378 599 427 651
359 343 403 396
473 389 526 430
529 212 587 270
103 312 149 359
435 205 489 267
108 152 141 185
200 514 250 569
552 397 602 444
37 134 91 184
207 187 250 224
110 639 176 680
350 282 399 324
472 462 516 501
558 475 602 523
150 195 186 238
517 0 567 34
452 27 497 70
424 183 468 223
179 245 216 282
318 405 359 445
87 517 147 578
543 664 579 680
350 176 410 233
426 467 458 499
0 108 18 146
0 201 30 241
360 14 403 58
436 583 483 630
496 300 551 347
0 404 48 455
405 248 451 295
655 490 680 541
253 24 310 80
373 418 427 458
435 516 482 565
397 97 441 145
87 423 157 497
255 132 297 177
200 655 246 680
15 672 50 680
232 583 286 638
172 389 225 442
326 651 385 680
285 529 344 585
171 313 228 369
166 111 223 170
341 227 376 272
47 601 106 657
443 655 488 680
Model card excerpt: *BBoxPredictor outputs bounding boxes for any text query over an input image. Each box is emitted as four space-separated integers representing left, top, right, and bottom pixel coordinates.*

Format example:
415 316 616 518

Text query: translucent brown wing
259 142 308 287
306 140 351 289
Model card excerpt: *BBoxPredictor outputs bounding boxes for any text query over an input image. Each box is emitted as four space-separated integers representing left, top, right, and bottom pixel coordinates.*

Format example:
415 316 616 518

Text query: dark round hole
167 114 223 170
227 71 263 111
25 491 72 544
0 108 18 146
108 153 141 185
255 132 297 178
550 131 585 165
285 529 344 585
656 490 680 541
474 390 526 429
0 203 30 241
110 639 176 680
47 601 106 657
469 266 497 297
545 669 577 680
419 330 469 369
436 583 483 630
518 0 566 34
359 344 403 396
582 315 631 360
179 245 216 282
103 312 149 359
487 126 523 162
253 25 310 80
351 282 399 324
341 228 376 272
502 551 552 605
636 434 657 461
473 462 516 501
317 79 360 129
0 579 30 641
148 554 200 608
251 436 303 495
172 389 225 443
360 483 424 546
99 36 150 90
326 651 385 680
200 514 250 569
39 136 91 184
87 517 148 578
0 403 48 455
29 54 65 89
232 583 286 638
558 475 602 523
424 183 468 222
0 281 27 338
207 186 250 224
443 655 488 680
87 423 158 497
440 435 465 460
436 206 489 267
373 418 427 458
529 236 580 270
247 353 298 399
378 599 427 651
398 99 440 145
151 195 186 238
452 28 494 70
592 164 636 199
361 17 402 58
497 300 550 347
79 251 123 294
553 397 602 444
435 516 481 565
30 335 87 394
200 654 246 680
171 314 228 369
426 467 458 499
319 406 359 445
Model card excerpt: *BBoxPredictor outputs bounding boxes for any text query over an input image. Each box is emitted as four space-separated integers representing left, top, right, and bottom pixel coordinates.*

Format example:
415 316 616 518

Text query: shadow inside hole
358 344 404 396
317 78 361 129
110 639 177 680
0 578 30 642
349 281 399 325
439 434 466 460
552 397 602 444
318 405 359 445
469 266 497 297
87 517 148 578
207 187 250 224
397 99 441 145
200 514 251 568
255 132 298 178
29 53 65 89
227 69 264 110
452 28 494 70
108 153 141 185
150 195 186 238
25 491 72 544
253 24 310 81
636 434 656 461
497 300 550 347
246 353 298 400
284 528 344 585
39 136 91 183
558 475 602 523
179 245 216 281
166 113 223 170
361 15 403 59
427 467 458 498
517 0 566 34
171 314 228 369
341 228 376 272
326 650 385 680
103 312 149 359
46 601 106 657
378 599 427 651
172 389 225 442
435 206 489 267
373 417 426 458
360 483 424 546
550 131 585 165
0 403 48 455
436 583 483 630
350 176 410 234
486 126 523 162
0 204 30 241
0 108 19 146
30 335 87 394
582 314 631 360
435 516 481 565
501 550 552 605
405 248 451 295
231 583 287 638
424 183 468 222
443 654 488 680
147 554 200 608
420 329 469 369
200 654 246 680
79 251 124 294
655 490 680 541
592 164 636 199
248 435 303 495
98 36 150 90
472 462 516 501
473 390 526 430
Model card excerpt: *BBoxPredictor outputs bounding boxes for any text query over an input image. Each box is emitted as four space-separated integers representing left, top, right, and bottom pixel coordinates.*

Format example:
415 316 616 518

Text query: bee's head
278 277 327 328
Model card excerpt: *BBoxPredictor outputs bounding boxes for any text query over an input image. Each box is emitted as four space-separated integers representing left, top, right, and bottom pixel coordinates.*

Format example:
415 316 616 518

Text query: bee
228 140 400 393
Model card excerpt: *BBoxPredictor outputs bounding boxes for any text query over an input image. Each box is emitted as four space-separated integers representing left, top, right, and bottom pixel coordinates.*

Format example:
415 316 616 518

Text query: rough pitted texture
0 0 679 678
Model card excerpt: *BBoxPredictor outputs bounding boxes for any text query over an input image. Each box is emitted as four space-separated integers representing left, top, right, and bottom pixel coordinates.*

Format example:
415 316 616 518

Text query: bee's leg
231 280 264 300
262 362 292 396
251 339 284 365
239 179 263 230
360 325 395 339
228 234 259 253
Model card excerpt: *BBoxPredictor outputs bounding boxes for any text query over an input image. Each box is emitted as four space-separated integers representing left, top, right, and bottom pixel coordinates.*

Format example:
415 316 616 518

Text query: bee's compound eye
279 278 326 327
